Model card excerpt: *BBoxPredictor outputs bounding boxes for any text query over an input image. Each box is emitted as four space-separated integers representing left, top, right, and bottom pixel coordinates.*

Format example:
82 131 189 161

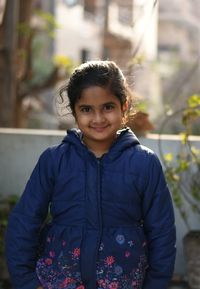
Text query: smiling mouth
90 126 109 132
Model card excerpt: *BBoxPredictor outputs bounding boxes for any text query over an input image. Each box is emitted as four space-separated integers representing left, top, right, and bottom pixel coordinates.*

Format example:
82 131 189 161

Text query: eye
80 106 91 113
104 104 115 111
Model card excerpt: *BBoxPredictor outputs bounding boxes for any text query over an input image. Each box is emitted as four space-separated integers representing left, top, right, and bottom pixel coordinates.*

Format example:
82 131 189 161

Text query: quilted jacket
5 128 176 289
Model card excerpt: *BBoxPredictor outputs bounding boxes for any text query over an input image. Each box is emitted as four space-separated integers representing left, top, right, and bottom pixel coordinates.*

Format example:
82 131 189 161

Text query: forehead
77 86 120 106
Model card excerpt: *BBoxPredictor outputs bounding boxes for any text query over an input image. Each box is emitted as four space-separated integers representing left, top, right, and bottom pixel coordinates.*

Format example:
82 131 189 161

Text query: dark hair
59 60 134 117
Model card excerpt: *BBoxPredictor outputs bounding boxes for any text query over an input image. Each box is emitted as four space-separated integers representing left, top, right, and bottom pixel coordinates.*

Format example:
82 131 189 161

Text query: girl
6 61 176 289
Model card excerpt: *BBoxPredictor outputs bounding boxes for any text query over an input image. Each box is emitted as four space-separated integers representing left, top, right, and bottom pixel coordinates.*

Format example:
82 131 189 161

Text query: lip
90 125 109 132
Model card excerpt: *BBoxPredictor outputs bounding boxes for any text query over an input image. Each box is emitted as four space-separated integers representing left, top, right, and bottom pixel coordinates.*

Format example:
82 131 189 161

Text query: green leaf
191 146 200 156
135 101 148 113
17 22 32 37
180 132 188 144
178 159 189 171
164 153 173 162
188 94 200 108
35 10 60 31
172 191 183 208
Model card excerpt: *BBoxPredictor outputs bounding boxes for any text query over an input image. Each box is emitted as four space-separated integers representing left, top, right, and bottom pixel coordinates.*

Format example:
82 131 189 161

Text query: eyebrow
78 102 116 108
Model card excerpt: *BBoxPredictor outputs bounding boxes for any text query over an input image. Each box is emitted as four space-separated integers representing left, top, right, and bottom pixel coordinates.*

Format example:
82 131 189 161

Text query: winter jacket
5 128 176 289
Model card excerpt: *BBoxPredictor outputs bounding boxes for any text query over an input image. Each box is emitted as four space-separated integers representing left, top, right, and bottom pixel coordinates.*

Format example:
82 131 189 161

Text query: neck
82 136 116 157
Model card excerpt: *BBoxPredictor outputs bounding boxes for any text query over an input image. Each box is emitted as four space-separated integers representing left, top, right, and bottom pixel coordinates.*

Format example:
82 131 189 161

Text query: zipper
80 156 103 287
94 158 103 267
97 159 103 231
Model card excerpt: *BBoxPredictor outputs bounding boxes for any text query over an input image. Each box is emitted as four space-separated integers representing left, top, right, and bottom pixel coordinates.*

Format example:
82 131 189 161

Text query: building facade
54 0 135 70
158 0 200 116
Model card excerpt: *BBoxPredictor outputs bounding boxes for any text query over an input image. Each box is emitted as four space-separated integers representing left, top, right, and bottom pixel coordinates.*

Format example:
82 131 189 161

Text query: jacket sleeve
141 152 176 289
5 148 54 289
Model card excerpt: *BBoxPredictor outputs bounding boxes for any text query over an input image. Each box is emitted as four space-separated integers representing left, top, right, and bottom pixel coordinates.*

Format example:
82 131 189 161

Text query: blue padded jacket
5 128 176 289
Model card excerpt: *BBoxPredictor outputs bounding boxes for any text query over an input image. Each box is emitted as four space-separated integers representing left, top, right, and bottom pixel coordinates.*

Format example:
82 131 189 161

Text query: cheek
108 111 123 122
75 115 89 126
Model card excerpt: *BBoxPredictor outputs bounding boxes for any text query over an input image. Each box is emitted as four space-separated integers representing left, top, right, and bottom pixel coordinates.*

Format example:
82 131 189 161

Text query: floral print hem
36 231 148 289
96 254 148 289
36 243 83 289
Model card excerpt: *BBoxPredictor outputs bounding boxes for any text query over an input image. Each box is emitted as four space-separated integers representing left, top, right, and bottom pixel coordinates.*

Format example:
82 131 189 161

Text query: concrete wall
1 128 200 277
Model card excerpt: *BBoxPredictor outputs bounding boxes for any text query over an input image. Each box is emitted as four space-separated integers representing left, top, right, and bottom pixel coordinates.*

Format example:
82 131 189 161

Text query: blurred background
1 0 200 134
0 0 200 288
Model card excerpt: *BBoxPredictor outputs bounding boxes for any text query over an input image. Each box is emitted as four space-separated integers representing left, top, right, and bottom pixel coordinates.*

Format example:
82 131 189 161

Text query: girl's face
74 86 126 151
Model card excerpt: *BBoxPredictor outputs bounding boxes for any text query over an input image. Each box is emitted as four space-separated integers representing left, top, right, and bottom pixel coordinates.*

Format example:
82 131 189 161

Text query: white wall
133 0 158 60
1 128 200 277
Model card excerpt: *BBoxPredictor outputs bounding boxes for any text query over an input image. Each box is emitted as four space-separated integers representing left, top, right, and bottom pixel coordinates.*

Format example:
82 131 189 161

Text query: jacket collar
62 127 140 161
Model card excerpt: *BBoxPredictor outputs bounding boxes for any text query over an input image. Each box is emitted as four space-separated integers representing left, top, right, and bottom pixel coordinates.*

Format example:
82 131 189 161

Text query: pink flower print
45 258 52 265
108 282 119 289
132 280 137 288
98 279 106 288
73 248 80 258
125 251 131 258
76 286 85 289
60 277 74 287
105 256 115 266
49 251 55 258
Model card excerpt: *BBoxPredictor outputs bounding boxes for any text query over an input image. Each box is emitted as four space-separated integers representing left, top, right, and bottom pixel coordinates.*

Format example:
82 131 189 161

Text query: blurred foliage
17 10 75 93
34 9 60 37
159 95 200 229
135 100 148 113
0 195 19 257
53 55 75 73
0 193 51 285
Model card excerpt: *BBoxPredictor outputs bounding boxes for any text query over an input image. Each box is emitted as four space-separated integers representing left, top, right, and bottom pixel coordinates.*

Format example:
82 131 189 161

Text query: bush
0 194 19 287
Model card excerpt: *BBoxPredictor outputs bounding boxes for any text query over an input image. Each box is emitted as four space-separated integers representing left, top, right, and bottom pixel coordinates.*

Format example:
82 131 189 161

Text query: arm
5 148 54 289
142 153 176 289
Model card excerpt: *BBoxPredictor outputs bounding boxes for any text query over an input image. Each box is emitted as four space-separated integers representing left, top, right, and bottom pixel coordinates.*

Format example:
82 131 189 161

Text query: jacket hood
62 127 140 160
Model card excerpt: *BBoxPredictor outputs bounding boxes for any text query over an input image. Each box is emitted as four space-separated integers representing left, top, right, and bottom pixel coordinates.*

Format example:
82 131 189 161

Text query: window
64 0 79 7
118 2 133 26
81 49 90 63
84 0 96 15
103 47 110 60
158 44 180 53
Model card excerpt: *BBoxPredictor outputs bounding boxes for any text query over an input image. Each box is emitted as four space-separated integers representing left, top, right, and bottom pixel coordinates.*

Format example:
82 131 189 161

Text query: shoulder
126 144 163 176
126 144 166 193
37 141 72 172
133 144 154 157
131 143 161 164
40 141 71 160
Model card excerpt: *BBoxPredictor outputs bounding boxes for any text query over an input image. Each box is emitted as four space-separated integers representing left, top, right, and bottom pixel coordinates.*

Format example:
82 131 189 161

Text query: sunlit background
1 0 200 134
0 1 200 288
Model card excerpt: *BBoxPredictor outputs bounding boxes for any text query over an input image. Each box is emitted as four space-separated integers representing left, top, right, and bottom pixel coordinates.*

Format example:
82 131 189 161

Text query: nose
93 111 106 124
